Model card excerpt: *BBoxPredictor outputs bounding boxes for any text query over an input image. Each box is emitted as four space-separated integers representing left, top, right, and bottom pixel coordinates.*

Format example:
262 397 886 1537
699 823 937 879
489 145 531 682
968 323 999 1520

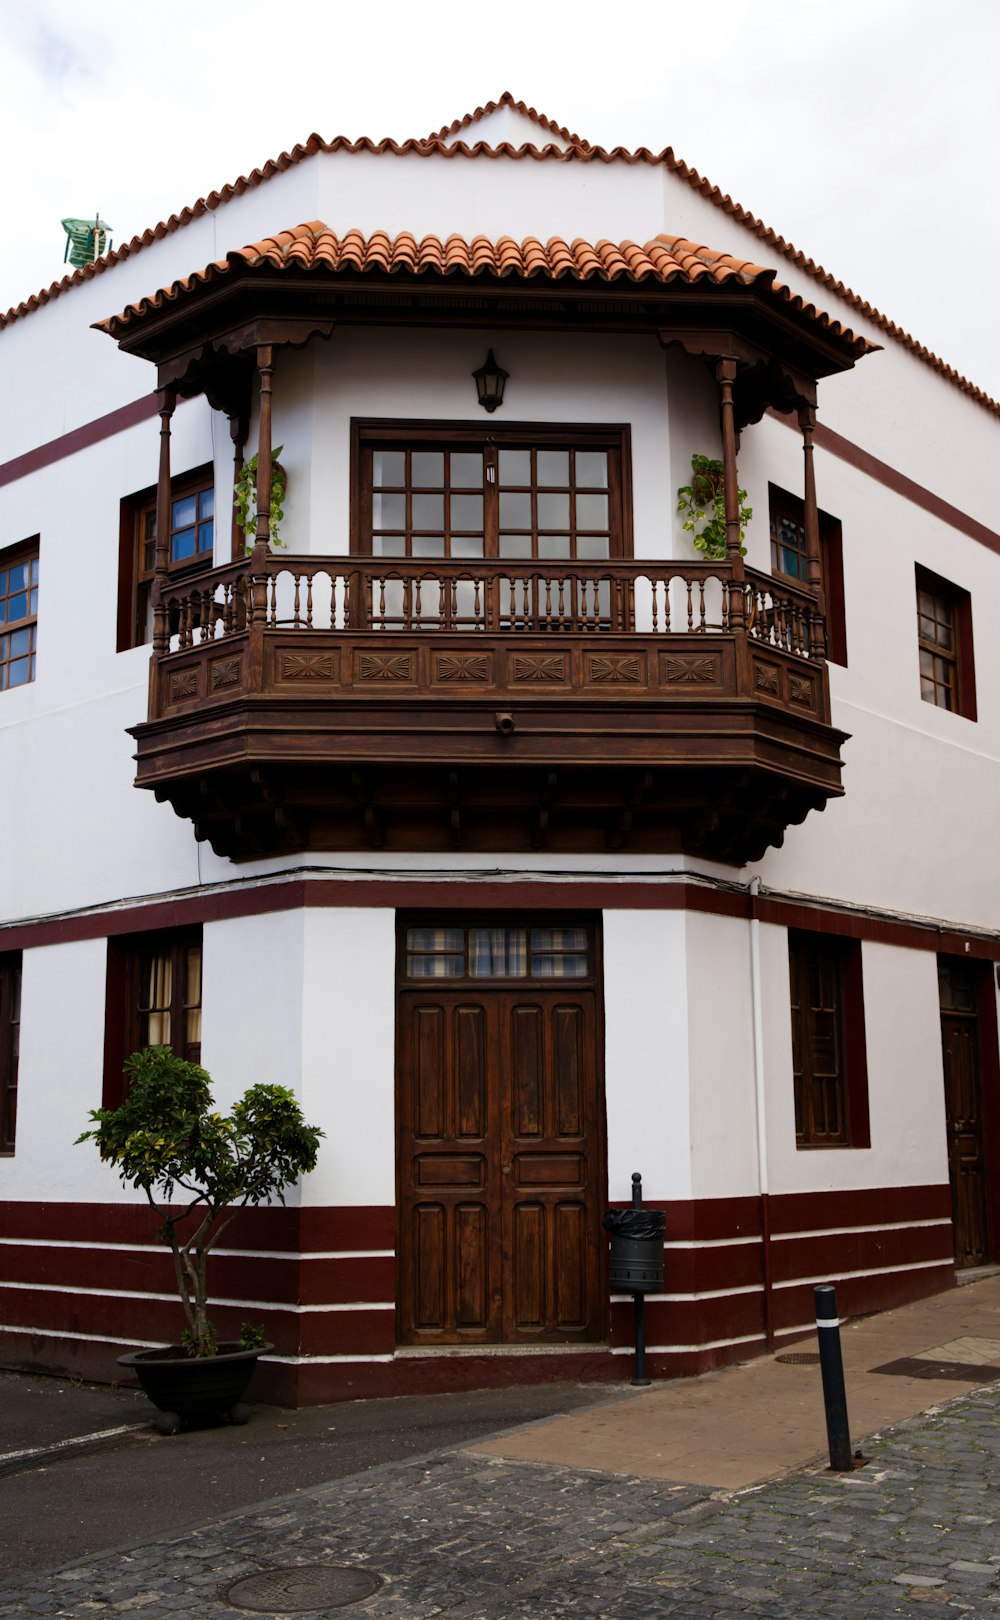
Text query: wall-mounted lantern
473 349 509 413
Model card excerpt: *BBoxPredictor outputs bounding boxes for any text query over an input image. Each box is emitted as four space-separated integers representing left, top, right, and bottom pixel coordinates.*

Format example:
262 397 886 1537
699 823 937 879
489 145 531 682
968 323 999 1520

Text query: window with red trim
118 467 215 650
788 930 870 1149
768 485 847 666
103 929 203 1109
0 540 40 691
915 565 976 720
0 953 21 1153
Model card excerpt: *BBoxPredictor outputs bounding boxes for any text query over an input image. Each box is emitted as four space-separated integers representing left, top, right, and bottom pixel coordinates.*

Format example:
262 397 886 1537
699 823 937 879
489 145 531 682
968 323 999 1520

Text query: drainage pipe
748 875 775 1351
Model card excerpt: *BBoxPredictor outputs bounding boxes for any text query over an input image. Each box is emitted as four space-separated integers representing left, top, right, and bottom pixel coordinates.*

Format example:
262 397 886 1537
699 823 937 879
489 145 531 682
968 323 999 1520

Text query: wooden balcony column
229 410 249 562
798 398 828 661
250 345 275 620
716 357 745 631
151 387 177 656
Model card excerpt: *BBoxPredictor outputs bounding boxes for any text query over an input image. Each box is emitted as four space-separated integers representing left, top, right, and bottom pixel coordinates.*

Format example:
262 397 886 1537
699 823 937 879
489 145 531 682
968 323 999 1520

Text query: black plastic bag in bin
603 1208 666 1241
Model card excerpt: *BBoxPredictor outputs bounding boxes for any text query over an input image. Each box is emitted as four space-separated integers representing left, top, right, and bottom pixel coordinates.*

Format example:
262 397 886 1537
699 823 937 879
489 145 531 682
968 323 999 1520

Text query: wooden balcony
130 556 847 862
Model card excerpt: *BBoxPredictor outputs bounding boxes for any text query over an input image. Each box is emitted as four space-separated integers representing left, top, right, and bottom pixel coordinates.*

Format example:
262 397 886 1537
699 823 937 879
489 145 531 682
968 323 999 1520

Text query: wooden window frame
117 464 215 652
351 420 633 561
915 564 976 721
103 927 203 1109
768 484 847 666
0 537 40 692
398 916 600 986
788 929 870 1150
0 952 21 1154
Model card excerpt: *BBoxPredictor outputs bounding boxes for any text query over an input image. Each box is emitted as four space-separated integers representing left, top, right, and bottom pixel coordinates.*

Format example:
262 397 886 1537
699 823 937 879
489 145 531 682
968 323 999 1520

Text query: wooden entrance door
396 922 605 1346
938 959 990 1269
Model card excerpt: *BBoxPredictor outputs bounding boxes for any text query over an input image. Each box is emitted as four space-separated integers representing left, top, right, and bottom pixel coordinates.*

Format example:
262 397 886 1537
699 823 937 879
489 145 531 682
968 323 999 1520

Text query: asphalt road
0 1370 622 1578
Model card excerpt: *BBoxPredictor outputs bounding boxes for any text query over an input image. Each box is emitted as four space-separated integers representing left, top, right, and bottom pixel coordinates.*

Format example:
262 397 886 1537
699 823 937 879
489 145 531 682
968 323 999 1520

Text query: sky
1 0 997 402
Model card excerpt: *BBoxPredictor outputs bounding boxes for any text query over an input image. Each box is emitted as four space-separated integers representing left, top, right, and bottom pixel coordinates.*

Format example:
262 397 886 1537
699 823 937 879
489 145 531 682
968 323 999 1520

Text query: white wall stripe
0 1281 392 1312
771 1219 952 1242
0 1324 162 1347
611 1284 764 1303
0 1238 395 1261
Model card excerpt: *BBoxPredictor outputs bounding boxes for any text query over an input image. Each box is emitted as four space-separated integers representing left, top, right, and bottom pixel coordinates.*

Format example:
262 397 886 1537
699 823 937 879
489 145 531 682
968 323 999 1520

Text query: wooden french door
396 920 606 1346
938 959 990 1269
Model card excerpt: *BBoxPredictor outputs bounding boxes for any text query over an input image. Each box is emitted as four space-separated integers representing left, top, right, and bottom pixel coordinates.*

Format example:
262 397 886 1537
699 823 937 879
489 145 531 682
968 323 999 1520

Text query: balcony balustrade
131 554 846 861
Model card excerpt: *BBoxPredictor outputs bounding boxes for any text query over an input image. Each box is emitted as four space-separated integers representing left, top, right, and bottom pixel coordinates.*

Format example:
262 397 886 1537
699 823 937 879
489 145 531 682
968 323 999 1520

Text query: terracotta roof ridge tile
428 90 592 151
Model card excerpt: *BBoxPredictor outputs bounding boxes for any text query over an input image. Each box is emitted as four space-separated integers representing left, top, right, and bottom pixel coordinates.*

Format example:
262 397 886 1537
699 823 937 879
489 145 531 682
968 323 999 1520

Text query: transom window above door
403 922 593 980
354 424 629 561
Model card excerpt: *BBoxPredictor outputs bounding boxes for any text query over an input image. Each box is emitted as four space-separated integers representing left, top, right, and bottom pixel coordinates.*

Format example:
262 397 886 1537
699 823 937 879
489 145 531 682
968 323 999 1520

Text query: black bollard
814 1284 853 1471
631 1174 649 1387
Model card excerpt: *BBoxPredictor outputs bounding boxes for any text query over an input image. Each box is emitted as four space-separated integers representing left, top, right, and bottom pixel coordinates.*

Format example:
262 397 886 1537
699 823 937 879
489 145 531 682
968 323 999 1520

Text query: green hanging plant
677 453 751 561
234 447 286 549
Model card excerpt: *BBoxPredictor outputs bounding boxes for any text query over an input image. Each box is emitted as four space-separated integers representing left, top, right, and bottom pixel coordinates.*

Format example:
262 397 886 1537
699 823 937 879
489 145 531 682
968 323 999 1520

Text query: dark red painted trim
0 393 162 490
3 879 997 959
768 407 1000 556
0 1201 394 1251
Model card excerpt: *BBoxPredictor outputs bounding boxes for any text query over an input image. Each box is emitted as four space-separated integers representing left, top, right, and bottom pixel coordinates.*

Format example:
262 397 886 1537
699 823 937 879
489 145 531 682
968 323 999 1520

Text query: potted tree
77 1048 322 1432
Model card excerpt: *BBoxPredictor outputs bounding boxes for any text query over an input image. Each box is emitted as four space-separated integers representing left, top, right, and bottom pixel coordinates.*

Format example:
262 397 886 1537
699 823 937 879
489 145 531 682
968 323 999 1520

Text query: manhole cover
776 1352 821 1365
221 1564 383 1612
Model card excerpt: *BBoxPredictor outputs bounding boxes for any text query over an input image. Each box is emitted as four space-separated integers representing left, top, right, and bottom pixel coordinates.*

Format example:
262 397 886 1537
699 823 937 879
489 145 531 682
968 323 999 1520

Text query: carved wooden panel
585 652 645 685
661 652 721 686
278 650 339 683
509 653 569 685
433 652 491 684
788 672 816 709
355 650 416 683
753 660 781 696
167 668 199 704
210 656 243 692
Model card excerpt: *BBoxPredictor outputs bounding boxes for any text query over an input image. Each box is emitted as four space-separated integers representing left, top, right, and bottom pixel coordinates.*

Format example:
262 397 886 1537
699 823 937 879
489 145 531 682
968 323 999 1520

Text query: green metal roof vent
62 215 112 270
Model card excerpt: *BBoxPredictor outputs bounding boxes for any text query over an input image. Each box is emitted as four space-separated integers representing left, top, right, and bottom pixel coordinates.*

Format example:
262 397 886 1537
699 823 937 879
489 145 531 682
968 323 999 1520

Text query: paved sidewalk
2 1276 1000 1617
474 1272 1000 1487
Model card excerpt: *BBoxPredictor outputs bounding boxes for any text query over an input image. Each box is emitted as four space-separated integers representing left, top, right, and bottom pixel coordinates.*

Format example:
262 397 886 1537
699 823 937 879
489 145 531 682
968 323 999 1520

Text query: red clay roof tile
429 90 591 151
2 96 994 417
96 223 872 361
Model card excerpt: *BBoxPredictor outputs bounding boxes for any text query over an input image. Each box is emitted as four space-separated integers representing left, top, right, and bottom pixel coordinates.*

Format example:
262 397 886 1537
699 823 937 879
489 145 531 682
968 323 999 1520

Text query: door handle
501 1163 511 1175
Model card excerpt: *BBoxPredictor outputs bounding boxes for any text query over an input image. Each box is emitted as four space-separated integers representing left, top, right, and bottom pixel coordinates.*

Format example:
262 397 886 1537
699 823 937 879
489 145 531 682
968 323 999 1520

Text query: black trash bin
604 1207 666 1293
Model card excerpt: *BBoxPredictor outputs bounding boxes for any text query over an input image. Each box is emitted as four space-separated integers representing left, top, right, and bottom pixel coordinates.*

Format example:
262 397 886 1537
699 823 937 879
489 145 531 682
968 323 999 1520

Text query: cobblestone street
2 1382 999 1618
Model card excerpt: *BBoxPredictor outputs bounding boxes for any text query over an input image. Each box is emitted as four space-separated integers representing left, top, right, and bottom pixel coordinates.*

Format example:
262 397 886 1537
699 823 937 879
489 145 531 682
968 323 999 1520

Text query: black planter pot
117 1342 272 1434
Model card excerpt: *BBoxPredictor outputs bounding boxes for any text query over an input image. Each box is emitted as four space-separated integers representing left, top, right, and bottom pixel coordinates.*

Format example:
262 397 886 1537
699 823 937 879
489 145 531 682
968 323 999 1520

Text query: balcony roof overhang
95 224 877 426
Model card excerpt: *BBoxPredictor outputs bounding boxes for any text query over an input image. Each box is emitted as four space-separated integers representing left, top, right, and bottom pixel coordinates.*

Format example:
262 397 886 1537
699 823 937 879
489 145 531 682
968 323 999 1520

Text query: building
1 94 997 1406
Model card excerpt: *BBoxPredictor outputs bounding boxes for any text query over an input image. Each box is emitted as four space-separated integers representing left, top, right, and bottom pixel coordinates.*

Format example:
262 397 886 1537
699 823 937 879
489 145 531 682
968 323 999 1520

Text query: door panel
397 961 604 1347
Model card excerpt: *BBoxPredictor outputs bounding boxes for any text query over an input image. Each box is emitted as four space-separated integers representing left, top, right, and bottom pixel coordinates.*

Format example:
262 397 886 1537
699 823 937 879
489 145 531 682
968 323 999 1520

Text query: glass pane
576 493 608 528
469 927 527 976
450 494 483 531
407 955 464 977
412 493 444 528
0 603 5 626
537 492 570 528
372 492 406 529
531 954 588 978
172 494 197 529
531 927 588 951
199 488 215 519
576 536 610 560
185 947 202 1007
412 451 444 485
373 450 405 486
499 490 532 527
450 453 483 486
450 535 485 558
499 534 534 558
8 658 31 687
576 451 608 487
411 536 444 557
7 593 27 621
9 564 28 591
407 927 465 950
499 449 531 483
195 520 214 555
10 629 30 655
538 536 572 558
29 587 38 613
373 535 406 557
537 450 569 485
0 570 6 592
171 527 196 562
